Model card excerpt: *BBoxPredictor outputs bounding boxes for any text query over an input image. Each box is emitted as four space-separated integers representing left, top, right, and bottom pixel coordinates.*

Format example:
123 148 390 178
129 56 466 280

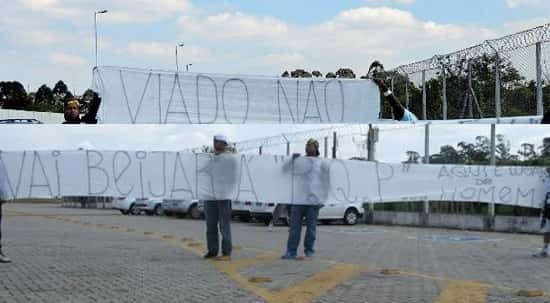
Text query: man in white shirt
0 160 11 263
282 139 330 259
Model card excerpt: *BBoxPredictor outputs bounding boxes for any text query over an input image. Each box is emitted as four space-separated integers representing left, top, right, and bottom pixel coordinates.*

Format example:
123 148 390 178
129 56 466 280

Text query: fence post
332 132 337 159
467 60 474 118
536 42 543 115
421 123 430 226
367 124 377 162
486 123 497 231
286 142 290 156
324 136 328 158
442 66 448 120
495 52 502 119
422 70 427 120
365 124 377 224
405 73 410 109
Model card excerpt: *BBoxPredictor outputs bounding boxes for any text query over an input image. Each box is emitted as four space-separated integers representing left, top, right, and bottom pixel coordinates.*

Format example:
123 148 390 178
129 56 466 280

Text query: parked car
250 202 285 225
232 200 252 222
162 198 202 219
318 201 363 225
112 196 135 215
196 200 251 222
134 198 163 216
0 118 43 124
251 201 363 225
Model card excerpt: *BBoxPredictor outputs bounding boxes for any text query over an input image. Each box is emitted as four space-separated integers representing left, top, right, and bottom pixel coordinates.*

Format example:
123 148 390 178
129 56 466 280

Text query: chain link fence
387 23 550 120
230 124 549 230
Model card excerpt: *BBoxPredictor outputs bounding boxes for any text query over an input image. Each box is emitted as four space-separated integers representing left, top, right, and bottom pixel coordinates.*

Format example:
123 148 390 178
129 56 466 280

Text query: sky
1 0 550 94
0 124 548 163
1 0 549 162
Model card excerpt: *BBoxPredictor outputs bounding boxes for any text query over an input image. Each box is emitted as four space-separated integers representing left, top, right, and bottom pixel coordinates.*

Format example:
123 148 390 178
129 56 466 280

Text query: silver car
162 199 202 219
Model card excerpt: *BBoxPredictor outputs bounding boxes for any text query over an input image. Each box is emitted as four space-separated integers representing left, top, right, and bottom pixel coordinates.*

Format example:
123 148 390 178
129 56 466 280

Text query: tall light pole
94 10 108 68
186 63 192 72
175 43 184 72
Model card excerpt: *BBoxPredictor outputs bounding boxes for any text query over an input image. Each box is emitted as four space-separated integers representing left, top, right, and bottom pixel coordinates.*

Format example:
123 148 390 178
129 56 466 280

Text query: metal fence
230 124 549 222
388 23 550 120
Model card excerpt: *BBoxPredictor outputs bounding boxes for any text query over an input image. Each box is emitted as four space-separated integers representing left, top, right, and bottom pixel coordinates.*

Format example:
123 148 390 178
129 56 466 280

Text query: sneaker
214 255 231 261
0 253 11 263
305 252 315 258
532 251 548 258
203 252 217 259
281 253 297 260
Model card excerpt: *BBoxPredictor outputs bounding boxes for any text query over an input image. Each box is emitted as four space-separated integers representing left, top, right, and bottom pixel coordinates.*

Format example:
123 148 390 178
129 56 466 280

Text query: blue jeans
205 200 232 256
285 205 320 257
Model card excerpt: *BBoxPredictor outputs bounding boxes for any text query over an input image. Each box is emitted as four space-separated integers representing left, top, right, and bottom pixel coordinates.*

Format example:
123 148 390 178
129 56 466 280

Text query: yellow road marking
11 208 550 303
436 281 489 303
271 264 362 303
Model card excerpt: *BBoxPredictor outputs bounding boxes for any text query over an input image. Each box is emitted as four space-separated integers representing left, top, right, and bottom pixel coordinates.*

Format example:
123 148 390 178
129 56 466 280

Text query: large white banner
0 150 547 208
93 67 381 124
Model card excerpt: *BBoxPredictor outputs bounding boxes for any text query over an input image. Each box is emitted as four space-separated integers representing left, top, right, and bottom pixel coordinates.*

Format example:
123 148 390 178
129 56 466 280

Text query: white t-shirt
289 157 330 205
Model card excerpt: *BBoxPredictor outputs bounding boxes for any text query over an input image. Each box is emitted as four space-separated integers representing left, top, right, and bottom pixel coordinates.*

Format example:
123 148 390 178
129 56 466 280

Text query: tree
456 136 490 164
404 151 421 163
540 138 550 159
336 68 356 79
518 143 537 161
290 69 312 78
80 89 98 115
53 80 70 99
281 71 290 78
495 134 517 162
312 70 322 78
0 81 31 110
325 72 336 78
33 84 54 112
430 145 462 164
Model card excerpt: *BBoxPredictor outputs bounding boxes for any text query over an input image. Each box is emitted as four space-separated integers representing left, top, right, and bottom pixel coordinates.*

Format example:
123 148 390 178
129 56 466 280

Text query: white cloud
118 42 211 63
179 12 289 41
48 52 87 66
505 0 547 8
17 0 194 23
178 6 497 74
365 0 416 5
254 53 306 70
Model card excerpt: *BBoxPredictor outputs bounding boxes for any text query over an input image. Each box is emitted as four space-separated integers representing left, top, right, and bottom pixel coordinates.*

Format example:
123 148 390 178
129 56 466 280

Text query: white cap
213 134 228 143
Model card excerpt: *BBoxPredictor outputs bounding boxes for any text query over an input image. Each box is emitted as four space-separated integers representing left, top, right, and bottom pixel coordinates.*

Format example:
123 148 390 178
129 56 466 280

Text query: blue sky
1 0 549 94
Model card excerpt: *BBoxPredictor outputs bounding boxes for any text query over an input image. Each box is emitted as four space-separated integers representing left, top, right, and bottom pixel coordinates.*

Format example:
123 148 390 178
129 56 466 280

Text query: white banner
0 150 547 208
93 67 381 124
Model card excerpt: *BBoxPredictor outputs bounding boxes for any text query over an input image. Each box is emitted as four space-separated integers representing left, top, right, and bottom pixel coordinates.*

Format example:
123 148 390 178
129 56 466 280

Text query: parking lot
1 203 550 303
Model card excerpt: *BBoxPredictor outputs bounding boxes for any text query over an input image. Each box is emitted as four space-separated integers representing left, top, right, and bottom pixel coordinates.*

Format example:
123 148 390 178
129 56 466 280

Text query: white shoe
0 253 12 263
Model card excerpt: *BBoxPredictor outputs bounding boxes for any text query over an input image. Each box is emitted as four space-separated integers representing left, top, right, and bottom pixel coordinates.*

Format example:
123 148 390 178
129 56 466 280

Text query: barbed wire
392 23 550 74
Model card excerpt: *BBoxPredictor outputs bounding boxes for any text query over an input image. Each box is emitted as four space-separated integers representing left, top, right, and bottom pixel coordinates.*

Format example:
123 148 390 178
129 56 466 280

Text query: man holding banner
369 61 418 122
0 160 11 263
203 135 236 261
282 139 329 259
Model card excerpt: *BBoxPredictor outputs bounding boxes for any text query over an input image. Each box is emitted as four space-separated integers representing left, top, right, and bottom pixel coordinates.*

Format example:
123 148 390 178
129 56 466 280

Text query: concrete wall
371 211 541 234
494 215 540 233
0 109 64 124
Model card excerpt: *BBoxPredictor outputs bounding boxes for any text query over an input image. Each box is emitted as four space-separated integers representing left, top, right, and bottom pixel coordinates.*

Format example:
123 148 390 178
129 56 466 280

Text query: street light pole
175 43 184 72
94 10 108 68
